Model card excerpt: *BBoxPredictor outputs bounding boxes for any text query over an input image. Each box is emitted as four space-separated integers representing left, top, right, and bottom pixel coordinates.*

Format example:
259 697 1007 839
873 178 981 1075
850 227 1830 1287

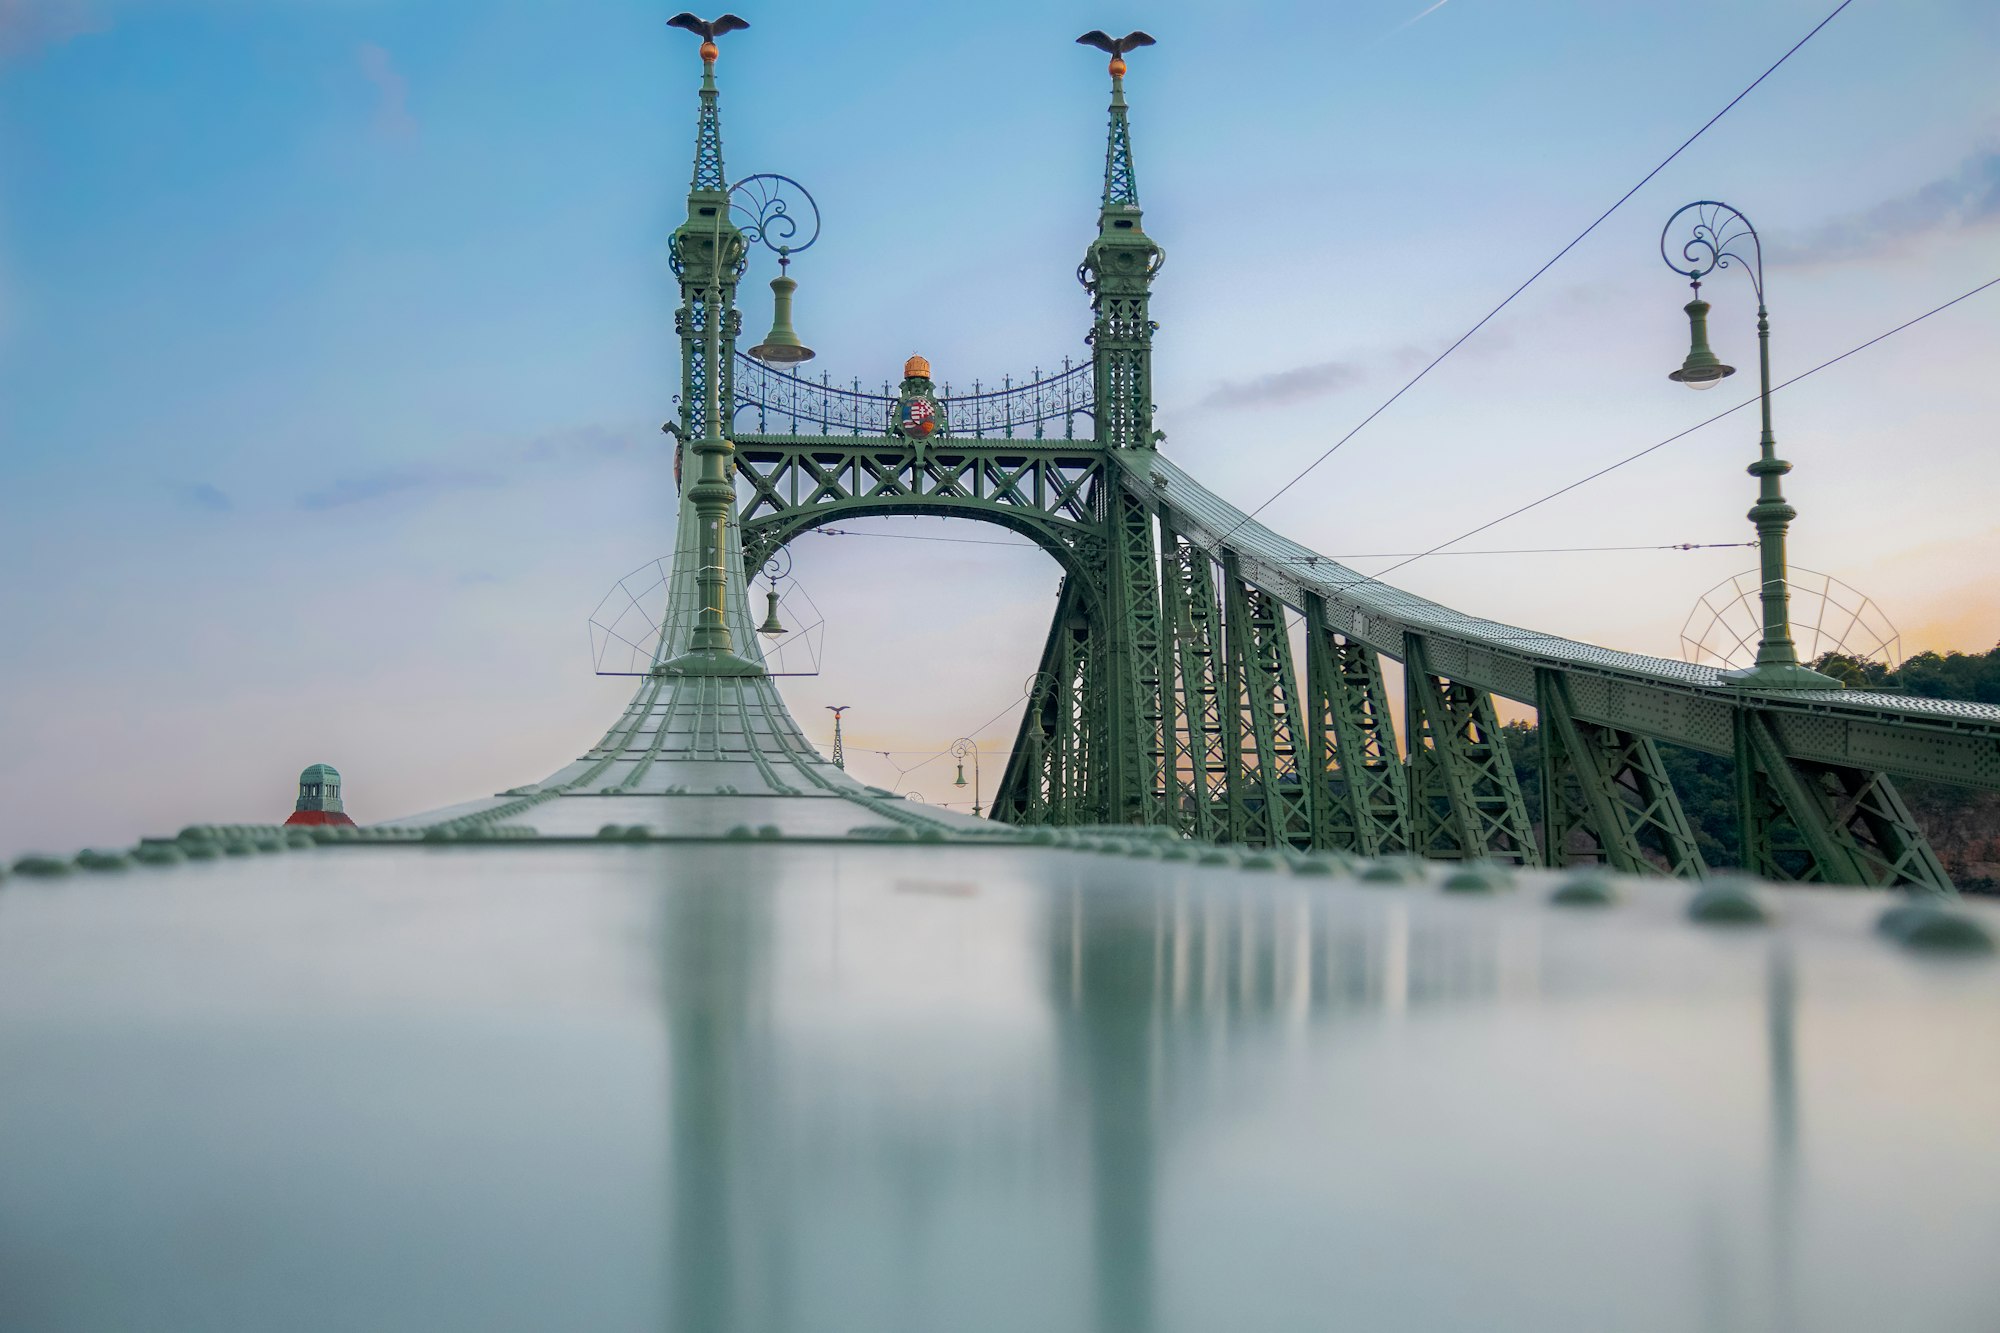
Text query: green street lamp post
951 738 982 818
1660 201 1839 691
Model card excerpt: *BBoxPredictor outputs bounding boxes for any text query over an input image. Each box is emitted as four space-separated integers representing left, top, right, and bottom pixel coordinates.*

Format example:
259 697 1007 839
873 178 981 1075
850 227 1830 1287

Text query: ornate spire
668 13 747 198
691 58 725 194
1076 31 1164 453
1076 29 1155 222
1103 74 1137 211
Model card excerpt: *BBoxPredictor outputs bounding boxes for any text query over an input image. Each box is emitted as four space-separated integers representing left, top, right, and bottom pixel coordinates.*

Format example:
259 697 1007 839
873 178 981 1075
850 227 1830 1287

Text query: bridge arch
732 434 1113 602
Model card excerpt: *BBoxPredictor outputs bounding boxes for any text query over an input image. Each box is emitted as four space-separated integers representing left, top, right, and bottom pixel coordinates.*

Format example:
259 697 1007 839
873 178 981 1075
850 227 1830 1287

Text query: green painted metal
1157 518 1225 841
293 764 345 815
665 40 758 676
1301 598 1410 856
1105 484 1168 826
1079 68 1163 456
1403 635 1538 864
1659 202 1838 691
628 35 1993 894
1219 559 1312 849
1735 709 1953 894
734 437 1105 581
1535 669 1704 876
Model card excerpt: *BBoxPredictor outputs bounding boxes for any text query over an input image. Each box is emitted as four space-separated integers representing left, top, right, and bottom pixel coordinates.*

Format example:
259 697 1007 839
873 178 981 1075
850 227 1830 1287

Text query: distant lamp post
1659 201 1839 690
951 737 982 817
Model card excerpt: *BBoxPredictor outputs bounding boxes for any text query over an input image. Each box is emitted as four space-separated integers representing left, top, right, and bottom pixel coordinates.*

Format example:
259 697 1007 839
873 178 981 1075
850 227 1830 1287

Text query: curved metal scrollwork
1660 199 1763 301
728 173 821 261
733 354 1095 439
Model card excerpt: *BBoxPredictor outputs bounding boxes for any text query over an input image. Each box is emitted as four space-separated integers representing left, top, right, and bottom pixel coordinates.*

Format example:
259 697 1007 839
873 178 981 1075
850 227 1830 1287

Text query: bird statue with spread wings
668 12 749 61
1075 29 1155 76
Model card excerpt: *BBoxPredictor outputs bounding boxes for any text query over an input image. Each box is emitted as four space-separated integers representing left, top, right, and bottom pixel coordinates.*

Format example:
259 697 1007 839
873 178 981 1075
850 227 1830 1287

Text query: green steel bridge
9 22 2000 1332
700 42 2000 896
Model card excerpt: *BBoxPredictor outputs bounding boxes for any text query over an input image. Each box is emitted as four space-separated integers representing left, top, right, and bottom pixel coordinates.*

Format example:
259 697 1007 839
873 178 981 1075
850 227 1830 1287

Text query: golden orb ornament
903 353 931 380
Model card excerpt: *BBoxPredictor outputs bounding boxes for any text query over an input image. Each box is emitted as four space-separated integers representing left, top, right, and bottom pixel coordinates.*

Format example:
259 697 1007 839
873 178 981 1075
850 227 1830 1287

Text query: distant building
283 763 354 827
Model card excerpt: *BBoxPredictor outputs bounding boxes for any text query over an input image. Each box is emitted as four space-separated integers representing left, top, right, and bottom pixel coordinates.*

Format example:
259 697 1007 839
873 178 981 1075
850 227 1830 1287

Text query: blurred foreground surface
2 845 1997 1332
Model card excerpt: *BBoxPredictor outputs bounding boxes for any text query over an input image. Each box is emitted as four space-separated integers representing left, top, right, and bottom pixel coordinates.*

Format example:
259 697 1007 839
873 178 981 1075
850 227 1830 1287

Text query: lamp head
748 266 814 366
1669 293 1735 391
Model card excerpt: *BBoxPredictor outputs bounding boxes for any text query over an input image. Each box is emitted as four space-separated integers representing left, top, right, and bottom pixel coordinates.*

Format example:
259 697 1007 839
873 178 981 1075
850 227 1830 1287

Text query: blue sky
2 0 1997 854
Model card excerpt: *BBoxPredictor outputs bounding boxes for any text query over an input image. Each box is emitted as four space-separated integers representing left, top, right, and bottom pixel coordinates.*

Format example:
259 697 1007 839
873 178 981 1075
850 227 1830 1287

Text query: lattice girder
993 578 1108 827
1735 710 1953 894
1221 560 1313 849
1303 599 1411 856
1403 635 1539 864
1104 483 1168 825
1536 670 1704 877
1158 521 1225 840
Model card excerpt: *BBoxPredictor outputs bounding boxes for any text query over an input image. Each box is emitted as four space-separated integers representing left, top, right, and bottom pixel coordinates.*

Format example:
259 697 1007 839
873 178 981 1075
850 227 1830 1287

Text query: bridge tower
1081 48 1169 828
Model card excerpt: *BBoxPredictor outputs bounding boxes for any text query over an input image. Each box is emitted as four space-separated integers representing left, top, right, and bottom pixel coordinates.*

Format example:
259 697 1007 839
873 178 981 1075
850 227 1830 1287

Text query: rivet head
1550 872 1620 907
1687 880 1769 925
1442 866 1510 894
1361 858 1424 886
1877 902 1995 955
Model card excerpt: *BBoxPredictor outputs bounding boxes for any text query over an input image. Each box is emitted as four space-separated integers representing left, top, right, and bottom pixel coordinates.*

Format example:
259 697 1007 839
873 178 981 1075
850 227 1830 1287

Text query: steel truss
673 44 1985 893
1735 710 1952 891
1403 635 1538 864
1536 670 1705 876
1302 598 1411 856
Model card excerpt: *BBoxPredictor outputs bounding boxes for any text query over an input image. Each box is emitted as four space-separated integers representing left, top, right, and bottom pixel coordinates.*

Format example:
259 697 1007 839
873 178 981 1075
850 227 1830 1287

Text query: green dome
300 764 341 784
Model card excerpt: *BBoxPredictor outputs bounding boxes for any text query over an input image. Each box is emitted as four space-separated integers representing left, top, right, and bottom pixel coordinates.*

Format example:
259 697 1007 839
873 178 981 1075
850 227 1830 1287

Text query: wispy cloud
1387 0 1452 38
0 0 105 63
356 42 417 140
298 467 502 512
1190 359 1368 414
182 483 233 513
1774 148 2000 267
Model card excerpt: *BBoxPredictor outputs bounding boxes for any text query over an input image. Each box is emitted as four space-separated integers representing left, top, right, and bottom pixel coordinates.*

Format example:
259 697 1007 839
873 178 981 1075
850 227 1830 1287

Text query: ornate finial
667 12 749 63
903 353 931 380
1075 28 1155 80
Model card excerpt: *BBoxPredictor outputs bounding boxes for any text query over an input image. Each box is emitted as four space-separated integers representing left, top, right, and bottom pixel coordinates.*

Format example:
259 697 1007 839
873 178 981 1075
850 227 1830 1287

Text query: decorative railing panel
732 353 1094 440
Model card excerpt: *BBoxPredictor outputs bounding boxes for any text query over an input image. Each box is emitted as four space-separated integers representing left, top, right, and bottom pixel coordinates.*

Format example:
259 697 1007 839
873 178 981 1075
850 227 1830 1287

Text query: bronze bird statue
668 12 749 58
1076 29 1155 77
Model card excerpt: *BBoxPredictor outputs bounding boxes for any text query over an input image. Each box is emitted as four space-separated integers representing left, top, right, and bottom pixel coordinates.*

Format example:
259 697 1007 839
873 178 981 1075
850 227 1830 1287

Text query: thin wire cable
1221 0 1857 541
1312 273 2000 599
810 527 1753 559
855 688 1034 793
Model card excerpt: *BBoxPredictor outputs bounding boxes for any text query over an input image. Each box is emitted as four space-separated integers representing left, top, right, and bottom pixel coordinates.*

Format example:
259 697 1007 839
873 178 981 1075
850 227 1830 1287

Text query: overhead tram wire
1217 0 1858 543
1311 273 2000 605
810 527 1755 559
